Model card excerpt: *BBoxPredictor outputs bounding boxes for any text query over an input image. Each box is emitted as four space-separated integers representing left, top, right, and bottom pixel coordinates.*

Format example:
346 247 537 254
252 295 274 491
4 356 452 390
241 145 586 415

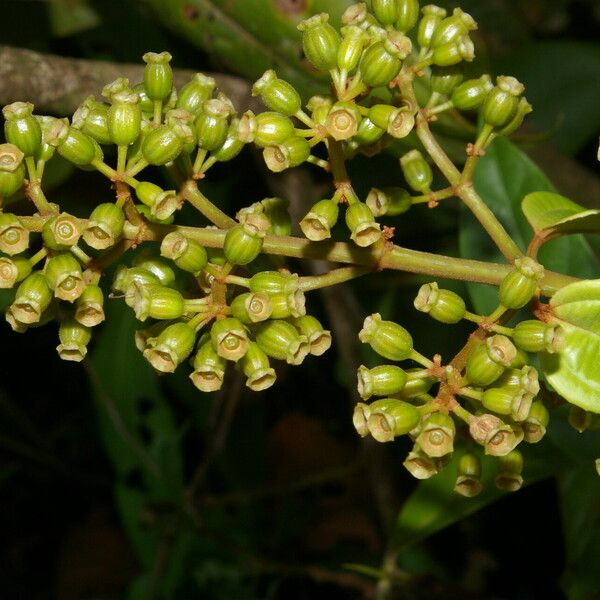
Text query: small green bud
454 452 482 497
368 104 415 138
371 0 399 27
326 101 361 141
74 284 105 327
57 317 92 362
498 257 544 309
482 386 534 422
297 13 340 72
249 271 299 296
160 231 208 274
404 444 445 479
431 36 474 67
72 96 111 145
42 212 83 250
300 198 339 241
0 213 29 255
345 202 382 247
211 317 249 362
238 110 294 147
431 8 477 48
359 34 411 87
482 76 525 128
252 70 301 116
357 364 407 399
239 341 276 391
367 398 420 442
512 319 565 354
353 116 385 146
359 313 413 361
430 65 464 95
190 334 227 392
337 25 369 73
0 143 26 198
176 73 216 116
0 256 31 289
131 283 185 322
306 95 332 126
142 123 188 165
11 272 53 324
44 253 85 302
254 319 310 365
143 322 195 373
3 102 42 157
451 75 493 111
465 335 517 387
128 260 172 291
263 136 311 172
290 315 331 356
416 412 456 457
107 90 142 146
417 5 447 50
495 450 524 492
142 51 173 102
469 413 523 456
495 365 540 396
135 181 178 221
496 97 533 136
230 292 273 324
395 0 420 32
522 400 549 443
223 214 269 265
53 125 97 166
414 282 466 324
400 149 433 193
366 187 411 217
83 203 125 250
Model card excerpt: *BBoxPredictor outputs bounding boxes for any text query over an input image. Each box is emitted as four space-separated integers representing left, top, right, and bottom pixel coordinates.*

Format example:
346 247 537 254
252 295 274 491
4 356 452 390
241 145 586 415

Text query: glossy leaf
460 137 599 314
522 191 600 236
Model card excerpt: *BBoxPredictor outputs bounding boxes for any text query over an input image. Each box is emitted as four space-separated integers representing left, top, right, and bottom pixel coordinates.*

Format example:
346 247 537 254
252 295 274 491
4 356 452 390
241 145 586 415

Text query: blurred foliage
0 0 599 598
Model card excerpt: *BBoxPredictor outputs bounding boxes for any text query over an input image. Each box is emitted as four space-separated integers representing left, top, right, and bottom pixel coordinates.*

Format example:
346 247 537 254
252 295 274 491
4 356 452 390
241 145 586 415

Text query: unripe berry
465 335 517 387
495 450 524 492
522 400 549 443
357 364 407 399
482 386 534 422
112 266 160 304
353 116 385 146
143 322 196 373
0 256 31 289
83 203 125 250
431 36 474 67
430 65 464 95
367 398 420 442
57 317 92 362
44 253 86 302
260 196 292 237
135 181 178 221
142 123 188 165
326 102 361 141
211 317 250 362
223 214 269 265
454 452 482 497
72 96 111 145
337 25 369 73
297 13 340 72
176 73 216 116
3 102 42 157
107 90 142 146
417 5 447 50
230 292 272 324
404 444 445 479
482 76 525 128
190 334 227 392
359 313 413 361
359 33 411 87
239 341 276 391
290 315 331 356
0 213 29 255
254 319 310 365
400 149 433 193
238 110 295 148
469 413 523 456
212 118 245 162
498 257 544 309
42 212 83 250
0 143 26 198
416 412 456 457
414 282 466 324
160 231 208 274
143 51 173 102
74 284 105 327
55 126 98 166
512 320 565 354
252 70 302 116
451 75 493 111
268 290 306 319
431 8 477 48
249 271 299 296
345 202 382 247
11 272 53 324
366 187 411 217
133 258 176 288
368 104 414 138
195 95 234 151
395 0 420 32
263 136 310 172
131 283 185 322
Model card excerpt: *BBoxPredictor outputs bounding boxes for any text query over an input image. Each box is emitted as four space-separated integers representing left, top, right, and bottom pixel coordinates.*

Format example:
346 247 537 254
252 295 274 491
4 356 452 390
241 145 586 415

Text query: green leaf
522 192 600 236
540 279 600 413
48 0 101 37
460 137 599 314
